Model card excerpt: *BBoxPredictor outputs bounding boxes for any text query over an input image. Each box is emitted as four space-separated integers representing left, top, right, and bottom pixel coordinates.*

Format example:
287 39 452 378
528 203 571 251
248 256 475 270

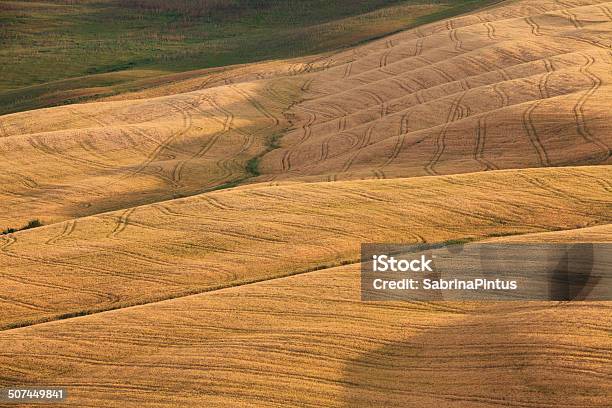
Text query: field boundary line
3 223 611 333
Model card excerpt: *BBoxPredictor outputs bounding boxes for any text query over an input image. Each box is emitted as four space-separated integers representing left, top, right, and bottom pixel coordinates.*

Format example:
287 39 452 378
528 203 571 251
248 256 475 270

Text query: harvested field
0 1 611 407
1 1 611 229
0 226 610 407
257 0 612 182
0 74 302 227
1 166 610 330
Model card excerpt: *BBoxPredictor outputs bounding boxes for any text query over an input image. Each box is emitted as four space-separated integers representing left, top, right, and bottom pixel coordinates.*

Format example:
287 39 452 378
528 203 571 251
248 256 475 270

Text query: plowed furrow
46 219 77 245
473 115 498 171
522 100 550 167
573 54 611 162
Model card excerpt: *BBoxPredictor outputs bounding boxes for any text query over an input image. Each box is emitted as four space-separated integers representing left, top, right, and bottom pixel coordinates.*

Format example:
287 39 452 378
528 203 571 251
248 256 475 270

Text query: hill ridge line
313 0 608 81
4 223 610 334
0 257 360 333
295 47 604 124
275 83 612 174
1 165 607 235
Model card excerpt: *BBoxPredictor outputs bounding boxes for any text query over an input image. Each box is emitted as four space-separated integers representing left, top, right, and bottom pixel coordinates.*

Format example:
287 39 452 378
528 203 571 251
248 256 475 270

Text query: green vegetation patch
0 0 499 114
1 219 43 235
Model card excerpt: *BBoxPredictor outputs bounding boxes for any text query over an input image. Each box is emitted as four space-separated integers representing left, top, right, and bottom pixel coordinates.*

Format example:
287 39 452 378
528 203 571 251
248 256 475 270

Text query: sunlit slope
491 221 612 242
0 226 609 407
2 1 611 229
1 0 483 114
258 0 612 182
0 74 302 228
100 57 333 102
1 166 610 329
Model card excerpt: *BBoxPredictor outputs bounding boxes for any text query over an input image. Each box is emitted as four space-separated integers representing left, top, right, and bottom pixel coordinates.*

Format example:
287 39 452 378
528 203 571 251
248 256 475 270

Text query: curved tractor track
0 1 611 408
257 0 612 183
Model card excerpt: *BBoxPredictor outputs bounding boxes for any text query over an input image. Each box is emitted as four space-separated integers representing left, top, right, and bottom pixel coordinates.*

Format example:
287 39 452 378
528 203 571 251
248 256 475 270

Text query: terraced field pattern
0 0 611 407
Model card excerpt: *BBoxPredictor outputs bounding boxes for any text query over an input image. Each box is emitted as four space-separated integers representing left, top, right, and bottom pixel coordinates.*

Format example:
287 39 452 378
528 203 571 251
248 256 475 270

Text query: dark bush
1 219 43 235
24 219 43 229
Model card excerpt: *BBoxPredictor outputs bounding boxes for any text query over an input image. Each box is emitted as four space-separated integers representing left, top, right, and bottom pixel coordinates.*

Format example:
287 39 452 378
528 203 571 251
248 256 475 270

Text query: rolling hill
256 0 612 182
0 71 303 227
0 0 610 407
0 225 610 407
1 0 610 230
1 165 611 328
0 0 499 114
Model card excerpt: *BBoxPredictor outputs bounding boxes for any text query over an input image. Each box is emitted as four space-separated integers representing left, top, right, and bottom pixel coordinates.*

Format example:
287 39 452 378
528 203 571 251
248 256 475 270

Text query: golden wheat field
0 0 611 407
257 0 612 182
1 166 611 330
0 226 610 407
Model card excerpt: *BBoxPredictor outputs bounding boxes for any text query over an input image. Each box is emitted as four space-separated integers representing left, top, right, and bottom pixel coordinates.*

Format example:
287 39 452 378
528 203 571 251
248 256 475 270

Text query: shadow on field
340 304 609 407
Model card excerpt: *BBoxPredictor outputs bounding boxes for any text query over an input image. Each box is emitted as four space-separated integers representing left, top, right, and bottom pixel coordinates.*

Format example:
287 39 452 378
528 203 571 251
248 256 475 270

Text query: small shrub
24 219 43 229
1 219 43 235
